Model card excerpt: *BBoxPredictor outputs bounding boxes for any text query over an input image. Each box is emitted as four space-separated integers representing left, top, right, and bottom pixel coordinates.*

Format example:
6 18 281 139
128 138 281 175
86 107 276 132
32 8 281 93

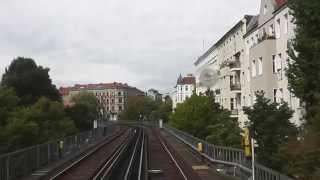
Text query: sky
0 0 259 92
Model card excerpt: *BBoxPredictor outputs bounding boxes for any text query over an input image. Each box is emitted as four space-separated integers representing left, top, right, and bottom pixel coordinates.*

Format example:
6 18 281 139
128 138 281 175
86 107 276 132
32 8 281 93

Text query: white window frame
284 13 289 34
252 60 257 77
276 18 281 39
258 57 263 75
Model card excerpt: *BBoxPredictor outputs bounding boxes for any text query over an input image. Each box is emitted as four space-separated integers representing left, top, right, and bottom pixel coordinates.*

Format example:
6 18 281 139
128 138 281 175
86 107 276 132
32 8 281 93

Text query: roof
244 15 259 38
275 0 287 7
194 15 254 66
177 75 196 85
59 82 143 96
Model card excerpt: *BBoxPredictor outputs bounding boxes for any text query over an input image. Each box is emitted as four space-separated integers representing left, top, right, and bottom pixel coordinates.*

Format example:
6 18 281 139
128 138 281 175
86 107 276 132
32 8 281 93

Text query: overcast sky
0 0 259 91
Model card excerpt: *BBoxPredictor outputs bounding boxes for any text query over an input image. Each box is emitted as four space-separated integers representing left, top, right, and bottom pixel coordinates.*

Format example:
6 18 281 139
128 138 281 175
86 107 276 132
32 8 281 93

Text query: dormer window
263 5 268 15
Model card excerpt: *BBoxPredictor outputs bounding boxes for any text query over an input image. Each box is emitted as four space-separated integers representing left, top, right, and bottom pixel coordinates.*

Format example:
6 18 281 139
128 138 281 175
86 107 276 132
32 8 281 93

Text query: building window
258 57 263 75
269 24 274 36
277 53 283 80
284 13 289 34
118 92 122 96
185 85 188 91
263 4 268 15
276 18 281 39
279 88 284 103
272 55 276 73
119 98 122 103
119 105 123 111
231 98 235 110
274 89 277 103
252 60 257 77
242 72 245 85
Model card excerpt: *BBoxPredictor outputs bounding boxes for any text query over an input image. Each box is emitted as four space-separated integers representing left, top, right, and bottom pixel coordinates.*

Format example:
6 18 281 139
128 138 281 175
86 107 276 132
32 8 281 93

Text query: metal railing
163 124 294 180
0 126 115 180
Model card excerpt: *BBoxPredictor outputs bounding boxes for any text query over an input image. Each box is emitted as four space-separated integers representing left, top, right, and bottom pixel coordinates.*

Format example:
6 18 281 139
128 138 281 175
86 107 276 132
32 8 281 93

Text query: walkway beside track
160 129 239 180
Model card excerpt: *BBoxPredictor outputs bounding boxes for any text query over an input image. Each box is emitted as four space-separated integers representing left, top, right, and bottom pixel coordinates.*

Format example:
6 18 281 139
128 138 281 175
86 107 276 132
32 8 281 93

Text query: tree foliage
65 92 101 131
243 91 297 171
119 96 158 121
0 93 77 153
287 0 320 124
1 57 61 106
169 93 242 147
283 1 320 179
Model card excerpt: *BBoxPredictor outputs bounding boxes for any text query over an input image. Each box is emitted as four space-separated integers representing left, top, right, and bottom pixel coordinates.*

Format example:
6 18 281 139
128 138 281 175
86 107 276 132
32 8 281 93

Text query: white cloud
0 0 259 91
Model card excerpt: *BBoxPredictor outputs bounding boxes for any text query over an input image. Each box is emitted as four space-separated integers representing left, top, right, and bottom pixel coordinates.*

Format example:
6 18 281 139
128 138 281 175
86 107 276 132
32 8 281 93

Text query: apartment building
195 0 303 128
59 82 145 121
172 74 196 110
146 88 163 102
195 15 255 121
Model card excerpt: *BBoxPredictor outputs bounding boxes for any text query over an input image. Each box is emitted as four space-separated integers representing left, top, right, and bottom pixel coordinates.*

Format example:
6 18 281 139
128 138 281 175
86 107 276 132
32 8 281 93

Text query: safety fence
164 124 294 180
0 126 115 180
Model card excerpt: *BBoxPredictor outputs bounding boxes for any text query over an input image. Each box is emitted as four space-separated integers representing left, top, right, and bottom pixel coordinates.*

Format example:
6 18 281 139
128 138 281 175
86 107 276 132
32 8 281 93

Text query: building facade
59 82 145 121
195 0 303 128
146 89 163 102
172 74 196 110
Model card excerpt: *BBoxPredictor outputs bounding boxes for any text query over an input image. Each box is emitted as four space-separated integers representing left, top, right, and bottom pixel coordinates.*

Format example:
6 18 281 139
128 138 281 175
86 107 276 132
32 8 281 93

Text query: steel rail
92 137 130 180
49 130 128 180
124 129 142 180
157 133 188 180
138 130 145 180
95 129 141 180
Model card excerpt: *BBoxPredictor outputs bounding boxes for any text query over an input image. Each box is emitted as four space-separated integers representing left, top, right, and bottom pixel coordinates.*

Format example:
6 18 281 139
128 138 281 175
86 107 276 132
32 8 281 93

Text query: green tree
119 96 158 121
0 88 19 126
169 93 242 147
0 97 77 153
1 57 61 106
66 92 100 131
284 1 320 179
157 98 172 123
243 91 298 170
287 0 320 125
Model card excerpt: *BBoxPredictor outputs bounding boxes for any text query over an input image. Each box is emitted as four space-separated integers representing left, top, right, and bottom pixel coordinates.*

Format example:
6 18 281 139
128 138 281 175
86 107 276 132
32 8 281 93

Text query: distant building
59 82 144 121
146 88 162 102
172 74 196 110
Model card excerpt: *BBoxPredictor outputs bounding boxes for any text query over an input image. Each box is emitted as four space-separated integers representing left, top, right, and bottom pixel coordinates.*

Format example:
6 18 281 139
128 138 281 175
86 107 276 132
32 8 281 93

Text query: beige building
195 15 255 124
59 82 145 121
195 0 303 128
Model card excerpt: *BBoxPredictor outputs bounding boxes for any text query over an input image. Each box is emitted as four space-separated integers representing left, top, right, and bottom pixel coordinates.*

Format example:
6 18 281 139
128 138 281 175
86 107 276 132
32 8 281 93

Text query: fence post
47 143 50 164
36 145 40 169
6 155 10 180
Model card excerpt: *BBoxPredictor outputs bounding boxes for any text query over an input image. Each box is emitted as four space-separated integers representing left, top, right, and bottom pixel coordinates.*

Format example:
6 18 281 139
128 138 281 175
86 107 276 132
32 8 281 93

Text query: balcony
230 83 241 91
229 60 241 71
231 109 239 116
215 89 221 95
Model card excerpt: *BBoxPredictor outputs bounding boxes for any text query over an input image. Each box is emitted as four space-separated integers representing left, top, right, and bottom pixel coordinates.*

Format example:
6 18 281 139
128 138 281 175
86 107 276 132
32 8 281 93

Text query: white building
146 88 162 102
172 74 196 110
195 0 303 128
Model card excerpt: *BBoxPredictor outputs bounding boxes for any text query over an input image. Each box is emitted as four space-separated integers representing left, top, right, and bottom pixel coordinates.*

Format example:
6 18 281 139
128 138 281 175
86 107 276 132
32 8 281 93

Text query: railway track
49 128 132 180
49 127 147 180
148 128 200 180
47 126 198 180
